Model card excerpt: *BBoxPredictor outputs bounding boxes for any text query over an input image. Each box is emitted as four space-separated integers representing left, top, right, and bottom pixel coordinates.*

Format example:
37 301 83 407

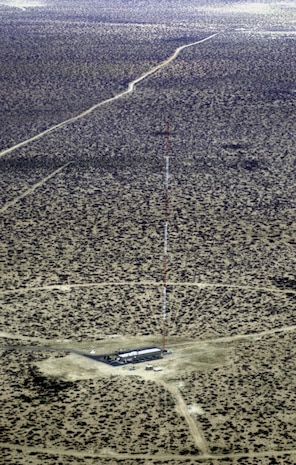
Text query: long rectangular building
118 347 162 363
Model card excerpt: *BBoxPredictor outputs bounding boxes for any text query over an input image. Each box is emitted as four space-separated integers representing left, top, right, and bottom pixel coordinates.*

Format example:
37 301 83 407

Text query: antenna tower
162 121 170 352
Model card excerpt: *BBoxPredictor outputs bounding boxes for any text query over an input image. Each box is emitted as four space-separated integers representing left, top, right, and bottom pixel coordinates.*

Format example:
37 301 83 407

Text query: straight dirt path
0 33 218 159
205 324 296 343
166 325 296 349
0 162 72 213
171 281 296 295
0 280 294 296
1 442 296 462
161 381 210 454
1 324 296 353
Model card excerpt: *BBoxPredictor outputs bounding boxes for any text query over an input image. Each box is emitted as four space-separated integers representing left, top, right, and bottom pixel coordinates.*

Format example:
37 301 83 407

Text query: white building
117 347 162 363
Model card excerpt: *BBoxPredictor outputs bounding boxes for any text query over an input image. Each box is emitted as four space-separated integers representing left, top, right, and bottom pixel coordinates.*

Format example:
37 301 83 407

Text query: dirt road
0 162 71 213
161 381 210 454
1 442 296 462
0 33 219 158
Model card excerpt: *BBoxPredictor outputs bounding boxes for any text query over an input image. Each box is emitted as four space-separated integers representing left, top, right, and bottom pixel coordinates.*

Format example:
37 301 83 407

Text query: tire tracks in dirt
0 33 219 159
1 442 296 462
160 381 210 454
0 162 72 213
1 280 294 296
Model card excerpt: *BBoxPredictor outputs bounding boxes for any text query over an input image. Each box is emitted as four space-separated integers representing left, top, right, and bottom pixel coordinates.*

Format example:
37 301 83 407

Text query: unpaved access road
0 33 219 158
161 381 210 454
1 280 294 296
0 162 72 213
1 442 296 462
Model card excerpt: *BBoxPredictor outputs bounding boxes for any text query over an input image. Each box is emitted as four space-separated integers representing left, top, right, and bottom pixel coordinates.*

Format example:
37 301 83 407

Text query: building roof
118 347 161 358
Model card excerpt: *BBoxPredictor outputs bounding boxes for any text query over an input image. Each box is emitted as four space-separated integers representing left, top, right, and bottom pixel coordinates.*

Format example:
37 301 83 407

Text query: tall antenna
162 121 170 352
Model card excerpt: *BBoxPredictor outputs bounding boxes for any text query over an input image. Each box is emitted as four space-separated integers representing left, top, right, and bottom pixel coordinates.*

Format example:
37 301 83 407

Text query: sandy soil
0 3 296 464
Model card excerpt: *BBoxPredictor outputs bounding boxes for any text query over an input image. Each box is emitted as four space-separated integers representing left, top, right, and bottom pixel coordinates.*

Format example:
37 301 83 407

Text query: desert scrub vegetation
1 285 295 340
1 31 295 342
0 14 194 151
0 6 213 152
1 3 295 464
176 331 296 455
0 350 198 455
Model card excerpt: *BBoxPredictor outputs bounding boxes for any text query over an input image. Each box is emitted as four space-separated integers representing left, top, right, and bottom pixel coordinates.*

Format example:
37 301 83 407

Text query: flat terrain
0 0 295 464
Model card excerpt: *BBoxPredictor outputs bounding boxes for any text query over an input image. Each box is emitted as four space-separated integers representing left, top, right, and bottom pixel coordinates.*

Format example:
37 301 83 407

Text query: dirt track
162 382 210 454
0 33 218 159
1 280 294 295
0 162 72 213
1 441 296 462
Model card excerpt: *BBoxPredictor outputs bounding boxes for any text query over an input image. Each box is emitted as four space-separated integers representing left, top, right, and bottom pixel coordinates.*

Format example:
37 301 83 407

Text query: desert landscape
0 0 295 464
